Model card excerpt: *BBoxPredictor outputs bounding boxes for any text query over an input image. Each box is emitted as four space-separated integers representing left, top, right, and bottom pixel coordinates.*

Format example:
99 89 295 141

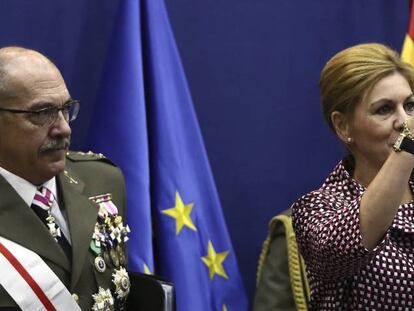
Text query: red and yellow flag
402 0 414 65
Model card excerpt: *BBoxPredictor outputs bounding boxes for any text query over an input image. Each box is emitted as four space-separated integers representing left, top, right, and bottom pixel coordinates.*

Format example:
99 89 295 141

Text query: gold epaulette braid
255 221 273 286
256 212 310 310
278 214 310 311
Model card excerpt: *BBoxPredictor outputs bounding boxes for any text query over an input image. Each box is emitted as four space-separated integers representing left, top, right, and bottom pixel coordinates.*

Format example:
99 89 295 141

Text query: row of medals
90 203 131 310
91 208 130 273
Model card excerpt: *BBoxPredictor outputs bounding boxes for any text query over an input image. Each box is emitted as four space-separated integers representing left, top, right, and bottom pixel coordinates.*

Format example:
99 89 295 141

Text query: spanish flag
402 0 414 66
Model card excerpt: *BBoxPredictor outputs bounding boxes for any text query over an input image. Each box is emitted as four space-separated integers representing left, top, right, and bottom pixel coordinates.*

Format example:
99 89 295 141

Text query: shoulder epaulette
256 209 310 311
66 151 115 166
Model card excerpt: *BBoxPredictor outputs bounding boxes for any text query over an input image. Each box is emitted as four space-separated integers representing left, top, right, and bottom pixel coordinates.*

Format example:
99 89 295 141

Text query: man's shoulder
65 150 116 166
64 150 123 181
63 151 125 197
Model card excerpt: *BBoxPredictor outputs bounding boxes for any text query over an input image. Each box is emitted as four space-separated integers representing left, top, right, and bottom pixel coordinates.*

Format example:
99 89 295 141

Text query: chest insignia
112 267 131 300
89 193 130 270
92 287 114 311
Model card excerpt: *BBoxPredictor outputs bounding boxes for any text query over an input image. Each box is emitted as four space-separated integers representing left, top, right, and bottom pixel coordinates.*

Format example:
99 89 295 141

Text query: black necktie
31 186 72 260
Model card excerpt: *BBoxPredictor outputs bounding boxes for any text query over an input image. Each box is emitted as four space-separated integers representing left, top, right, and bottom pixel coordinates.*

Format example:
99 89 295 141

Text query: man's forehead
7 55 58 79
0 48 69 106
9 53 63 80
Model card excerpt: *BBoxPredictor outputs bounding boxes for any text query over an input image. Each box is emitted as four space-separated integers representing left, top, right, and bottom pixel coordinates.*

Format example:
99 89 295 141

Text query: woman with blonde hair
292 43 414 309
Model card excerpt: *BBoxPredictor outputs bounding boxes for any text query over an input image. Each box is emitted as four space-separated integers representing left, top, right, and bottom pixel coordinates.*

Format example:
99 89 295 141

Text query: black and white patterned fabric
292 158 414 310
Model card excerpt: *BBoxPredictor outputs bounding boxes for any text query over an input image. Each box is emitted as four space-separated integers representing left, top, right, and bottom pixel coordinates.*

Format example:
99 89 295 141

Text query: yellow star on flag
222 305 228 311
143 263 152 275
162 191 197 235
201 240 229 280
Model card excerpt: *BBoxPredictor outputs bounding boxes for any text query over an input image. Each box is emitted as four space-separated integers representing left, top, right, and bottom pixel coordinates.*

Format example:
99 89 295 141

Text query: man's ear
331 111 351 144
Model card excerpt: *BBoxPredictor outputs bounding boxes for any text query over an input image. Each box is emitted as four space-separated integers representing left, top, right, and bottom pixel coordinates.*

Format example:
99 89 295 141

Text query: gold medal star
201 240 229 280
162 191 197 235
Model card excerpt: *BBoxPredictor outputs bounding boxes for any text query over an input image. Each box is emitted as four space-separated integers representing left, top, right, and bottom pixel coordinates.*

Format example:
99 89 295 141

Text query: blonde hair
320 43 414 132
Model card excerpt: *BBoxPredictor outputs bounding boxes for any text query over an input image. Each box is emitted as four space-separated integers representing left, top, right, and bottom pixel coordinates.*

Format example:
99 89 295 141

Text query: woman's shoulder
291 189 335 217
292 159 362 214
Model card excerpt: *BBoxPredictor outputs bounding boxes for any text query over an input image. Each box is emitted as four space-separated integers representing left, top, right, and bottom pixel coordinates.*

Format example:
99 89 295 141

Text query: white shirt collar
0 166 57 207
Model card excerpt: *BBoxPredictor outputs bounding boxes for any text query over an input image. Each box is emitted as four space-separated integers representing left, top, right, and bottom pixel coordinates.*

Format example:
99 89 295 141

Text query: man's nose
50 110 71 137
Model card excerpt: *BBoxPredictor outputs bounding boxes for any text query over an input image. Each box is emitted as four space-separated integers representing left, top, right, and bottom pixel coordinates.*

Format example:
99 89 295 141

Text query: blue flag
86 0 248 310
86 0 153 274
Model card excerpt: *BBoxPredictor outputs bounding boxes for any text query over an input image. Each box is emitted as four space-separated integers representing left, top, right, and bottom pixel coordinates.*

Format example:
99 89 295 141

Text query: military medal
112 267 130 300
103 249 113 268
116 244 126 266
45 214 61 241
89 193 119 216
95 256 106 273
89 192 130 274
90 240 101 256
92 287 114 311
110 248 120 268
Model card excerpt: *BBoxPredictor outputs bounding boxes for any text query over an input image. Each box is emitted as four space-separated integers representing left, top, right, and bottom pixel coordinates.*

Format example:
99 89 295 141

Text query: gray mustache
39 138 70 152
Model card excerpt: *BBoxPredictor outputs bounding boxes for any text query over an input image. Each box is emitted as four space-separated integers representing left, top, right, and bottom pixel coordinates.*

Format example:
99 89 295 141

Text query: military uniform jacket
0 151 127 310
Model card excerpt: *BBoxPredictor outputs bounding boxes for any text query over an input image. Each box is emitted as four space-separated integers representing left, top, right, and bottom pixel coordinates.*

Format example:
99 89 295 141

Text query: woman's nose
394 107 412 131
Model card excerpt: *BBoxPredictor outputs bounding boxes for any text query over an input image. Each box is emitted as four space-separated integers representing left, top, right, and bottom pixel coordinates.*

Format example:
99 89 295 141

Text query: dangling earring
346 137 353 144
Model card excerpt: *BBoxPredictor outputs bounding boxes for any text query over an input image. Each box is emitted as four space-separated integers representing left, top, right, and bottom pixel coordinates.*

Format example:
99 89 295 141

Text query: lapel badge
63 170 78 184
92 287 114 311
95 256 106 273
112 267 130 300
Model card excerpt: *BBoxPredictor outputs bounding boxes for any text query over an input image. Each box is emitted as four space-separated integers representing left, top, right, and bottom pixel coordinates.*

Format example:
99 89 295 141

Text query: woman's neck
352 159 379 188
353 156 413 204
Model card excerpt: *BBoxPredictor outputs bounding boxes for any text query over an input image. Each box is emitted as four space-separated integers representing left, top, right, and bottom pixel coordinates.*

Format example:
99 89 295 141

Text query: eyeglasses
0 100 80 127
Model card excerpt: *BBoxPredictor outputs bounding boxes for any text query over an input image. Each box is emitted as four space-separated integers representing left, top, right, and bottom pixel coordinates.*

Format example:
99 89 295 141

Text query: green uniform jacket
0 151 127 310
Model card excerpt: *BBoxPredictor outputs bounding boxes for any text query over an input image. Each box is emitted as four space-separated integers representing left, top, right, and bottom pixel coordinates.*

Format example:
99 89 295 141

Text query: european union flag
86 0 153 274
86 0 248 310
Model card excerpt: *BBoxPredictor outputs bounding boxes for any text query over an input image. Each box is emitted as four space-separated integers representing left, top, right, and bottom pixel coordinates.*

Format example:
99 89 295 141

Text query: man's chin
41 152 67 175
26 160 66 185
39 149 68 164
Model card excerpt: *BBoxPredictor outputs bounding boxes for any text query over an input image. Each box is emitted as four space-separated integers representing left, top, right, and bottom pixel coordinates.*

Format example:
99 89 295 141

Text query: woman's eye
376 105 392 115
404 101 414 112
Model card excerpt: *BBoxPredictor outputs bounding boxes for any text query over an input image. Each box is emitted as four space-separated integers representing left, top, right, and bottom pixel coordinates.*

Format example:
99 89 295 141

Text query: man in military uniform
0 46 130 310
